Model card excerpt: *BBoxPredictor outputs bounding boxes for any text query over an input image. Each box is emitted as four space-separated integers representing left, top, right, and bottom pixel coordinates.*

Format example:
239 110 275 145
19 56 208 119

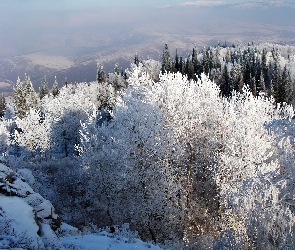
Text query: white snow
0 195 44 249
17 168 35 186
61 233 164 250
58 222 81 236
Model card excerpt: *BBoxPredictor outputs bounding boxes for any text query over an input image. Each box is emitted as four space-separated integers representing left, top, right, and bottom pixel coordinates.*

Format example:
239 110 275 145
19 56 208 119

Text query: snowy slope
0 163 165 249
231 1 295 9
0 163 63 249
61 233 164 250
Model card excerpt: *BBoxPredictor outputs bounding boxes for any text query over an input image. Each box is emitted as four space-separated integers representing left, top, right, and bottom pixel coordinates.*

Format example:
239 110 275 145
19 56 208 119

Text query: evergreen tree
13 76 27 119
186 57 194 79
231 63 244 93
208 48 214 72
97 64 106 83
179 56 184 74
261 48 269 88
0 93 6 118
214 46 221 70
174 49 179 73
65 77 68 88
271 62 281 102
192 47 200 77
114 62 120 75
257 71 266 94
251 76 257 97
202 49 210 75
254 54 261 82
224 49 231 63
243 60 252 88
134 53 140 66
162 44 171 73
39 76 49 99
271 47 279 61
280 65 292 104
220 65 232 97
52 76 59 97
24 75 38 109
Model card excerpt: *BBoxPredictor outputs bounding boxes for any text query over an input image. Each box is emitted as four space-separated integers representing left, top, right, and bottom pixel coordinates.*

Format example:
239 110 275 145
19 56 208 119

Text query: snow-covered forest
1 43 295 249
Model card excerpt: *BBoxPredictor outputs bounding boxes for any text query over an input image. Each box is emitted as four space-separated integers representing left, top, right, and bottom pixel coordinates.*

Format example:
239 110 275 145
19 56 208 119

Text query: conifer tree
65 77 68 88
39 76 49 99
214 46 221 70
192 48 200 77
261 48 269 87
0 93 6 118
179 56 184 74
243 60 252 88
251 76 257 97
271 62 281 102
174 49 179 73
231 63 244 93
97 63 106 83
186 57 194 79
13 76 27 119
162 44 171 73
257 71 266 94
224 48 231 63
24 75 38 110
202 49 210 75
52 76 59 97
208 48 214 71
134 53 140 66
114 62 120 75
220 65 232 97
281 65 292 104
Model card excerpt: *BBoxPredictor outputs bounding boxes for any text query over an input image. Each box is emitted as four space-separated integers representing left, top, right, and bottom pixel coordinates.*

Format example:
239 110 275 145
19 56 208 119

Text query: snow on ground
61 233 164 250
0 163 166 250
22 53 75 70
0 194 43 249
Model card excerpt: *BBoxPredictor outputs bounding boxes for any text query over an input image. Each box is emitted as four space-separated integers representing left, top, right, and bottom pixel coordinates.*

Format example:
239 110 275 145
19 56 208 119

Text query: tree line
160 43 294 104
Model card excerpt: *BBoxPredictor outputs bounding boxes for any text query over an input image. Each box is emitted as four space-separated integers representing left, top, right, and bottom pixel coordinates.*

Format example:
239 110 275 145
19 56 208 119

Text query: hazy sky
1 0 291 11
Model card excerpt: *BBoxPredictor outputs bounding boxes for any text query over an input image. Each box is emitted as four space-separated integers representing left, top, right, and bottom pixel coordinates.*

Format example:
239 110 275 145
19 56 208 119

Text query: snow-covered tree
39 76 49 99
161 44 171 73
0 93 6 118
79 63 295 247
108 62 126 91
14 108 51 157
79 64 225 244
52 76 59 97
97 63 106 83
13 77 27 119
280 65 293 104
24 75 38 110
13 75 38 119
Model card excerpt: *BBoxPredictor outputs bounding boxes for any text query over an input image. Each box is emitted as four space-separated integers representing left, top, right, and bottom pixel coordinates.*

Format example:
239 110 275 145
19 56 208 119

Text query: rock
0 163 64 249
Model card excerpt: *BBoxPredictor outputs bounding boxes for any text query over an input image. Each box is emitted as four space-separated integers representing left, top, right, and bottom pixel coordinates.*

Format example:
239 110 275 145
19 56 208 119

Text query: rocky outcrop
0 163 64 249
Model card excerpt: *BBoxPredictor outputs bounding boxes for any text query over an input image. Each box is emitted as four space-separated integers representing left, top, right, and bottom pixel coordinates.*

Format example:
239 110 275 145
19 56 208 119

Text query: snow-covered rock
0 163 63 249
17 168 35 186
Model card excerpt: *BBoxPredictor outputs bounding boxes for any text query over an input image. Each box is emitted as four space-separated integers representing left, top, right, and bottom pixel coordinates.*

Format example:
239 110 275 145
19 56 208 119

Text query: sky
1 0 288 11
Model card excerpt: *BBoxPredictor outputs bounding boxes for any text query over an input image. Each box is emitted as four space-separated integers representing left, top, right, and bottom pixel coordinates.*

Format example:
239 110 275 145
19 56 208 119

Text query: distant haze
0 0 295 95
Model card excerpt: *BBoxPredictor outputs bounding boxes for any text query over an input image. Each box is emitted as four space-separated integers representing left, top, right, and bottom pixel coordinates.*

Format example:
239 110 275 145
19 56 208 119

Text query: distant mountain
230 1 295 9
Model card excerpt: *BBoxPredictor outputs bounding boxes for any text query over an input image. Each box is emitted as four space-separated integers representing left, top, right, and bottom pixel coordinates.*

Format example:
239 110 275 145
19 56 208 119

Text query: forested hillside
1 43 295 249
